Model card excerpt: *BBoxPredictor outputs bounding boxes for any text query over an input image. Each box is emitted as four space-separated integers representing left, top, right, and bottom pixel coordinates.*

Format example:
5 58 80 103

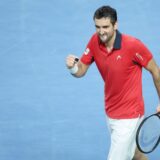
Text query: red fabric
80 32 152 119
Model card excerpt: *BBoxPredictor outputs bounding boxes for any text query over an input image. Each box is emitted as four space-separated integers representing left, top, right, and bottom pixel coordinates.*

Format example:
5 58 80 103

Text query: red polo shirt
80 31 153 119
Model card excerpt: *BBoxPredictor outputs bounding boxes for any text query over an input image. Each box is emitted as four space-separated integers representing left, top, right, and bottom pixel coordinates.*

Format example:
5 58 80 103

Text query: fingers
156 104 160 113
66 54 79 69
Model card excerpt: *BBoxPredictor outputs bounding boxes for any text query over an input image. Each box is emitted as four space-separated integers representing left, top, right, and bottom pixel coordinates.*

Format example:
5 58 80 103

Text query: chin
100 38 108 44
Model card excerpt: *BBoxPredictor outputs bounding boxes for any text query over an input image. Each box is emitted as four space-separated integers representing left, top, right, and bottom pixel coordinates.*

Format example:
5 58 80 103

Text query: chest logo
116 55 122 60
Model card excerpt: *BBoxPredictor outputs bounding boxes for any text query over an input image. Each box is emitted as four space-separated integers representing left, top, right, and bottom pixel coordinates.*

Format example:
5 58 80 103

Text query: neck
105 31 116 52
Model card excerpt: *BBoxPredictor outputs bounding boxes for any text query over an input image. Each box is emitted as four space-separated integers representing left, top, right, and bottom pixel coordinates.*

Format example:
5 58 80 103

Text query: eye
103 26 109 29
95 25 100 29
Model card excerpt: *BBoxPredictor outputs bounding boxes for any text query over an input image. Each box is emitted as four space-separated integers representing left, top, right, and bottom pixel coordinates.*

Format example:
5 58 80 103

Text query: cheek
95 28 100 33
96 29 100 33
104 27 112 34
108 28 114 34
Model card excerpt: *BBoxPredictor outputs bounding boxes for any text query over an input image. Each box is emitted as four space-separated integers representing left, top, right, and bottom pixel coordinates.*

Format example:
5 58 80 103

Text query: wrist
69 64 78 74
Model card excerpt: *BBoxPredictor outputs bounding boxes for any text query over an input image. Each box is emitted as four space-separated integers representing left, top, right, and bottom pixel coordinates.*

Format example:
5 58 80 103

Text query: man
66 5 160 160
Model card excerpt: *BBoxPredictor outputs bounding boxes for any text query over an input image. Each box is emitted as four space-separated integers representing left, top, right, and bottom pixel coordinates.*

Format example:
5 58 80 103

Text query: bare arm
145 58 160 112
66 54 90 78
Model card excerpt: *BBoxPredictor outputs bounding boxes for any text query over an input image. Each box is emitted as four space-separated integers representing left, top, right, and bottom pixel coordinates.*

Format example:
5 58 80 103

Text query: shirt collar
113 30 122 49
98 30 122 50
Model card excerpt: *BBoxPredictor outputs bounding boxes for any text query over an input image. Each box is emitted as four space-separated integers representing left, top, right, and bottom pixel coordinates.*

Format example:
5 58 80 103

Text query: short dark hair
93 6 117 25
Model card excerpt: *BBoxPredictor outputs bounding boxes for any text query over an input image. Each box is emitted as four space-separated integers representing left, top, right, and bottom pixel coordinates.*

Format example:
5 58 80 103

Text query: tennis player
66 5 160 160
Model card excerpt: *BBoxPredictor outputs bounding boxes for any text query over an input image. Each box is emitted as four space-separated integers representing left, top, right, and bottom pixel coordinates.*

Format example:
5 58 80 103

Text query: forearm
152 69 160 101
145 59 160 101
153 70 160 113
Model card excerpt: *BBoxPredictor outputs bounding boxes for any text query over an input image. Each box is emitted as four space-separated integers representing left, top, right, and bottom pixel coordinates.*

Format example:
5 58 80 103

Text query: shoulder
122 34 140 43
86 33 99 49
121 34 146 48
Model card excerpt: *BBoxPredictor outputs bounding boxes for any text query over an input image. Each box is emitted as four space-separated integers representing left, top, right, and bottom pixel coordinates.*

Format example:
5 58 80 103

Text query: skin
66 17 160 160
132 148 148 160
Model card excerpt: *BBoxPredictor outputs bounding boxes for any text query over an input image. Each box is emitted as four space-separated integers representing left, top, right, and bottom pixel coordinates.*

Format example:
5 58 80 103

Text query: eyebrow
95 25 109 28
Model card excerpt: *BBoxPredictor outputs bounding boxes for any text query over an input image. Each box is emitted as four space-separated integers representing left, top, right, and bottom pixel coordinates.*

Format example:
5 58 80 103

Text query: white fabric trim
69 64 78 74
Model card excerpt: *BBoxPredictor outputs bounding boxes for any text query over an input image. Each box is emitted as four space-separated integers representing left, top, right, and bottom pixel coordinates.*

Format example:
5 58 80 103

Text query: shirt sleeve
80 35 95 65
132 39 153 67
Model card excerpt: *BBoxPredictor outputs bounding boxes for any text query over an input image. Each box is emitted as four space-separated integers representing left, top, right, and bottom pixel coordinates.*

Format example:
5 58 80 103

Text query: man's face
94 17 117 44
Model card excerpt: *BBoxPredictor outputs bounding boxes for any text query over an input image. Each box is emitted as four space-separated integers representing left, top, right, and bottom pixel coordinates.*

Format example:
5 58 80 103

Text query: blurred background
0 0 159 159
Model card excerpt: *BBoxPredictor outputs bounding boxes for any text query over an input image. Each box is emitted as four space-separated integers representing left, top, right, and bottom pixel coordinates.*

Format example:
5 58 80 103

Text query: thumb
156 104 160 113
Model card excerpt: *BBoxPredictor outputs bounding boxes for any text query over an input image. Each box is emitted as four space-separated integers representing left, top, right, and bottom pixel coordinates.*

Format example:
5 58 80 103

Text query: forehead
94 17 112 26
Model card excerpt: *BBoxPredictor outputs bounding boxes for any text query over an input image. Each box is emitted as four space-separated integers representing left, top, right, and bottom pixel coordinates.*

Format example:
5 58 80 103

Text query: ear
114 22 118 30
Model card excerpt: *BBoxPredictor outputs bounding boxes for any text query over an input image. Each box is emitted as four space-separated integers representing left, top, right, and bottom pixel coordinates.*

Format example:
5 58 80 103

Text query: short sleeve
132 40 153 67
80 35 95 65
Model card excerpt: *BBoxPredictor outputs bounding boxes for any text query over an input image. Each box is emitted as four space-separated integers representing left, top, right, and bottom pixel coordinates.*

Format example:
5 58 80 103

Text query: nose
98 27 104 35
